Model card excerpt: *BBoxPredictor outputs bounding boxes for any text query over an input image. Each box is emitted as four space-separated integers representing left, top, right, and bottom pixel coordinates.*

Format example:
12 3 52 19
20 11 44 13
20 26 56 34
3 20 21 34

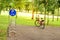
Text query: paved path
7 25 60 40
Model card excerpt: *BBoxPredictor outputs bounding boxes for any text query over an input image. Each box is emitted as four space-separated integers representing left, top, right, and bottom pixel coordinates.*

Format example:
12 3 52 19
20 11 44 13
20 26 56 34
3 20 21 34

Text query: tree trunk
44 6 46 26
57 8 59 21
0 11 1 15
28 9 29 13
47 5 49 25
41 11 42 14
44 7 46 21
6 7 8 11
0 8 2 15
52 10 54 21
18 7 21 12
15 14 17 26
52 14 54 21
32 9 34 19
47 11 49 25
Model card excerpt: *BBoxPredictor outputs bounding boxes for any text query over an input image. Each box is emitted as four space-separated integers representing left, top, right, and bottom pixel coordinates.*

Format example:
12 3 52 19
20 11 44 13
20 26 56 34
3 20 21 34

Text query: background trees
0 0 60 20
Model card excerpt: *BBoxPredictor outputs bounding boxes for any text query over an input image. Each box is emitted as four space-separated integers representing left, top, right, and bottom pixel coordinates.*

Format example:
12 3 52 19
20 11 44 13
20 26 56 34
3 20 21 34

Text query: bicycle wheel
40 23 45 29
35 20 40 27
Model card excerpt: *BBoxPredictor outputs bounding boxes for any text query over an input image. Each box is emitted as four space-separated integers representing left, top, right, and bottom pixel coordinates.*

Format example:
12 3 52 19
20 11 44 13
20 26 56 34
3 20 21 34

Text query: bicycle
35 18 45 29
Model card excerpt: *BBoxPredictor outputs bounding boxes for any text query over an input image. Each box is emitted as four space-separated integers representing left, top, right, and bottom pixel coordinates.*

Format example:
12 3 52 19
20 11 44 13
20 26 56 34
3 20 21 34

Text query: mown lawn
0 15 9 40
16 16 35 26
47 18 60 26
16 16 60 27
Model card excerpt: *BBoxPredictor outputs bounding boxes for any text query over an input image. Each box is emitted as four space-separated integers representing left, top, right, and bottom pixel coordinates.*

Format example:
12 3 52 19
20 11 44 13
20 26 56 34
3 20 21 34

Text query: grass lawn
16 16 35 26
16 16 60 27
47 18 60 26
0 15 9 40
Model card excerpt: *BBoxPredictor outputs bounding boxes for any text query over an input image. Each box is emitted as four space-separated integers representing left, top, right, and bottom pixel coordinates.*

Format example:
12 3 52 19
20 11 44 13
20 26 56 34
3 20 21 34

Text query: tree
33 0 44 18
46 0 56 22
32 0 38 19
0 0 5 15
25 2 30 12
50 0 56 21
57 0 60 21
46 0 49 25
44 0 47 21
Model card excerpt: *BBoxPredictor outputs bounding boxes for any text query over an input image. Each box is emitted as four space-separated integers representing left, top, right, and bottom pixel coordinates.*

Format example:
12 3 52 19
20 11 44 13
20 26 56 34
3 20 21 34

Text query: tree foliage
0 0 60 12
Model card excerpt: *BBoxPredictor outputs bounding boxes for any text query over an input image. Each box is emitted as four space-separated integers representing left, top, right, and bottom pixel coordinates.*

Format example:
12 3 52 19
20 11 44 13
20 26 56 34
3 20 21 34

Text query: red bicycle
35 18 45 29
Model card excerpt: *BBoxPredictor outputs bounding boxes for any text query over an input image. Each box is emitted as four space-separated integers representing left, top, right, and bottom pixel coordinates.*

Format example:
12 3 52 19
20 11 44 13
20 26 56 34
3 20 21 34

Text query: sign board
9 9 16 16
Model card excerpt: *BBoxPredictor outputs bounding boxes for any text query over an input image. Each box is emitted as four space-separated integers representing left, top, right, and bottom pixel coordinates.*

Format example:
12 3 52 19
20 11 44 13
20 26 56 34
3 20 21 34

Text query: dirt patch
7 25 60 40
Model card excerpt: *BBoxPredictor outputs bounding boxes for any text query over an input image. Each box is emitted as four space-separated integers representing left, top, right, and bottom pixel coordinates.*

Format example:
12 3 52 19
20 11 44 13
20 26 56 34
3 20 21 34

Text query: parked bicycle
35 17 45 29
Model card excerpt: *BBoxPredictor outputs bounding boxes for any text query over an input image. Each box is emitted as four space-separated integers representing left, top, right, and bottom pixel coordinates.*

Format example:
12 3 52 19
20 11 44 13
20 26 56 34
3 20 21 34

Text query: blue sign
9 9 16 16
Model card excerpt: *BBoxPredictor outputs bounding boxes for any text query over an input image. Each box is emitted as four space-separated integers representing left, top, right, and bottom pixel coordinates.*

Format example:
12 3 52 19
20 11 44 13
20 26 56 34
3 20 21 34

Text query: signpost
7 9 17 40
9 9 16 26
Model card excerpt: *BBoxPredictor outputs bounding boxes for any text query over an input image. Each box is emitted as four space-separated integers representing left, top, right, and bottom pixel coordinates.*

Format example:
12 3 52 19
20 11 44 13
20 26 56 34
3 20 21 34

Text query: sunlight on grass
46 18 60 26
16 16 60 26
0 15 8 40
16 16 35 26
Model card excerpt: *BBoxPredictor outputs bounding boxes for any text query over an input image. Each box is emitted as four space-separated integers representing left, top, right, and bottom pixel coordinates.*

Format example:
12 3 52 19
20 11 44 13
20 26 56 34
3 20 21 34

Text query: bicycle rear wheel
40 23 45 29
35 20 40 27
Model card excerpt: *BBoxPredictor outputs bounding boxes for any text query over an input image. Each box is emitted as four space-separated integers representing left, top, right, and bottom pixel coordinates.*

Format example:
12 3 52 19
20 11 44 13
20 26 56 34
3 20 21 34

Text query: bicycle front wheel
35 20 40 27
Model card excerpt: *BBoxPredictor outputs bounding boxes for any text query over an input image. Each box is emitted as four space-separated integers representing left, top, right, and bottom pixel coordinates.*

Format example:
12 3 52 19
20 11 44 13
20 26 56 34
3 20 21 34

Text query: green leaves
58 0 60 7
46 0 56 11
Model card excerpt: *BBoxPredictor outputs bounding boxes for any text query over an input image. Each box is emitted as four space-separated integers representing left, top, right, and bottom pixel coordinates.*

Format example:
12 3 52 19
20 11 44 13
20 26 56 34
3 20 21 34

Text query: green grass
0 15 9 40
0 24 8 40
16 16 60 26
16 16 35 26
46 18 60 26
